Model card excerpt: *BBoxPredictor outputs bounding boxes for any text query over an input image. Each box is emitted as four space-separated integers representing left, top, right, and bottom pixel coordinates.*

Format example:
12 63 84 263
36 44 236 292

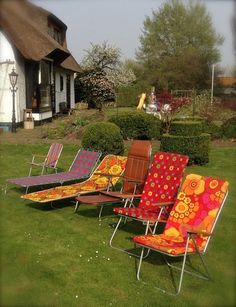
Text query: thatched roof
0 0 81 72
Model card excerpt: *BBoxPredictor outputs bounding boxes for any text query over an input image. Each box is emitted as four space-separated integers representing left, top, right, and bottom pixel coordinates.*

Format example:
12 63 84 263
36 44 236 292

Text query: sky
32 0 235 71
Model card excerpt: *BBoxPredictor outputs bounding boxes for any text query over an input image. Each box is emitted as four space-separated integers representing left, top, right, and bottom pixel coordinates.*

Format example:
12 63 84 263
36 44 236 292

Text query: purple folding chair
28 143 63 176
7 149 101 193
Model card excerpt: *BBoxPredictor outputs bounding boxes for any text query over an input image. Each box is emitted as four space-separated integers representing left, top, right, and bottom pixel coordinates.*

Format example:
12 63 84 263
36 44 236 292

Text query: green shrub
221 117 236 138
43 122 67 139
173 116 205 122
81 122 124 156
73 117 90 128
109 111 161 140
160 133 210 165
170 121 203 136
172 118 223 139
202 121 223 139
116 83 150 107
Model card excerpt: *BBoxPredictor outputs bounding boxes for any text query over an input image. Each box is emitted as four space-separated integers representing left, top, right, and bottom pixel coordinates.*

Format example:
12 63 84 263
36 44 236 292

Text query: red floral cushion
114 152 188 220
113 207 165 223
134 174 229 255
139 152 189 209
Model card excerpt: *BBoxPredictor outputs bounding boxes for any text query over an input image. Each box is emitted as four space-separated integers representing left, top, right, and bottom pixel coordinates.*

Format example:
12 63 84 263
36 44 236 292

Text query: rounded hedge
109 111 161 140
201 121 222 139
221 116 236 138
160 133 210 165
170 121 203 136
81 122 124 157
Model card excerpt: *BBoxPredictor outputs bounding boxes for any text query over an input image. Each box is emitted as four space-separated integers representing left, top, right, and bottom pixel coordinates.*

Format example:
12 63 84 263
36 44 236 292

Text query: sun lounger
7 149 101 193
21 154 127 204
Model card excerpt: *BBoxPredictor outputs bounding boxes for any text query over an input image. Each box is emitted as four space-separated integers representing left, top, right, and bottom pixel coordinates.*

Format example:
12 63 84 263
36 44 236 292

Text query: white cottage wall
0 32 26 130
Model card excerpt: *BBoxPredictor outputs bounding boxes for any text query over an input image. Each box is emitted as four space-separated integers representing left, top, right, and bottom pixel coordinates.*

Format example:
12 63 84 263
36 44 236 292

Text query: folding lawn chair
133 174 229 295
7 149 101 193
28 143 63 176
109 151 189 254
74 140 152 219
21 155 127 206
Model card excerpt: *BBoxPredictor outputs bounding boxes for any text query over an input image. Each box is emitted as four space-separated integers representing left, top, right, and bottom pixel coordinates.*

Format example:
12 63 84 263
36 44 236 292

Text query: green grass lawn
0 142 235 306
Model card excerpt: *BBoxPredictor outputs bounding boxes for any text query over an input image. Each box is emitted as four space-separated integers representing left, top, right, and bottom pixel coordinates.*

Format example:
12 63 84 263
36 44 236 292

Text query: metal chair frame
28 143 63 176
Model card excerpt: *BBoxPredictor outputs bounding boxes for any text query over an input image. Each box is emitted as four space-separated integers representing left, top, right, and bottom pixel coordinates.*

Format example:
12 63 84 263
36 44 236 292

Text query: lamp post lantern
9 67 18 133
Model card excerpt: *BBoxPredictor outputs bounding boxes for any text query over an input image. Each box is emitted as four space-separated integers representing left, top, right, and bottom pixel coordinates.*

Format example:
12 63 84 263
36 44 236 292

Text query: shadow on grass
25 198 74 211
75 203 121 219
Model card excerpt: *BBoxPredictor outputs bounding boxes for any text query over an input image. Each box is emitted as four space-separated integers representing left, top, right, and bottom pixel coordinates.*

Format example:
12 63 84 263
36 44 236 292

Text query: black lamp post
9 68 18 133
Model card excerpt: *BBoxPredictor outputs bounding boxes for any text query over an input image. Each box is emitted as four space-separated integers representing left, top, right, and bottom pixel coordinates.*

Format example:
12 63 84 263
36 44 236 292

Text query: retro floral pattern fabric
114 152 189 220
133 174 229 255
22 155 127 203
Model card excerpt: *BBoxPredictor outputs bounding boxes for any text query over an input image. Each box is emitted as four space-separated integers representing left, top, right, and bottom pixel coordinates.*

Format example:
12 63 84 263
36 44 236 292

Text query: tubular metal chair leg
98 205 104 220
136 247 145 280
109 216 124 248
4 183 8 194
136 236 191 296
74 201 79 212
110 217 150 258
28 166 33 177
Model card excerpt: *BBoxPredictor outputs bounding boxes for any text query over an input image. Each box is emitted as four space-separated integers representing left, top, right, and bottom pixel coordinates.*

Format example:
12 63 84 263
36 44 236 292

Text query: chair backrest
74 154 128 192
45 143 63 167
139 152 189 210
122 140 152 194
69 149 101 176
163 174 229 253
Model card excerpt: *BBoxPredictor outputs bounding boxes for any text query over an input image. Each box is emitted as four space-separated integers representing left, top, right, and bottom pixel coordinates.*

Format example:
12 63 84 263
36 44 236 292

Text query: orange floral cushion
134 233 199 255
134 174 229 255
22 155 127 203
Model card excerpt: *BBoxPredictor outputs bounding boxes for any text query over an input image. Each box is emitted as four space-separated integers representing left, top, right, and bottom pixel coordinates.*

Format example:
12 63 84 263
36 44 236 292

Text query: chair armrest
118 193 142 198
29 154 46 164
187 230 212 237
32 154 46 159
122 176 144 184
152 201 174 207
93 172 118 178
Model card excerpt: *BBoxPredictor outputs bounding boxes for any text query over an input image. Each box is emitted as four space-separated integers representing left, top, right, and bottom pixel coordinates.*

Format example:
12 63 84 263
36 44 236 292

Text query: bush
42 121 67 139
160 133 210 165
202 121 223 139
170 121 203 136
81 122 124 157
109 111 161 140
172 118 223 139
116 82 150 107
221 117 236 138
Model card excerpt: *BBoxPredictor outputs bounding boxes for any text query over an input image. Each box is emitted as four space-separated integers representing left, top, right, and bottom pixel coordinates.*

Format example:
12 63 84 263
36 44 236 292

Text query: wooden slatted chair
74 140 152 219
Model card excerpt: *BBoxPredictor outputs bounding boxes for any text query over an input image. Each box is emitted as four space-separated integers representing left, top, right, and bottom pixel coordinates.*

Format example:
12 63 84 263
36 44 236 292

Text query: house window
60 75 64 92
39 60 52 108
48 24 63 45
25 61 39 109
